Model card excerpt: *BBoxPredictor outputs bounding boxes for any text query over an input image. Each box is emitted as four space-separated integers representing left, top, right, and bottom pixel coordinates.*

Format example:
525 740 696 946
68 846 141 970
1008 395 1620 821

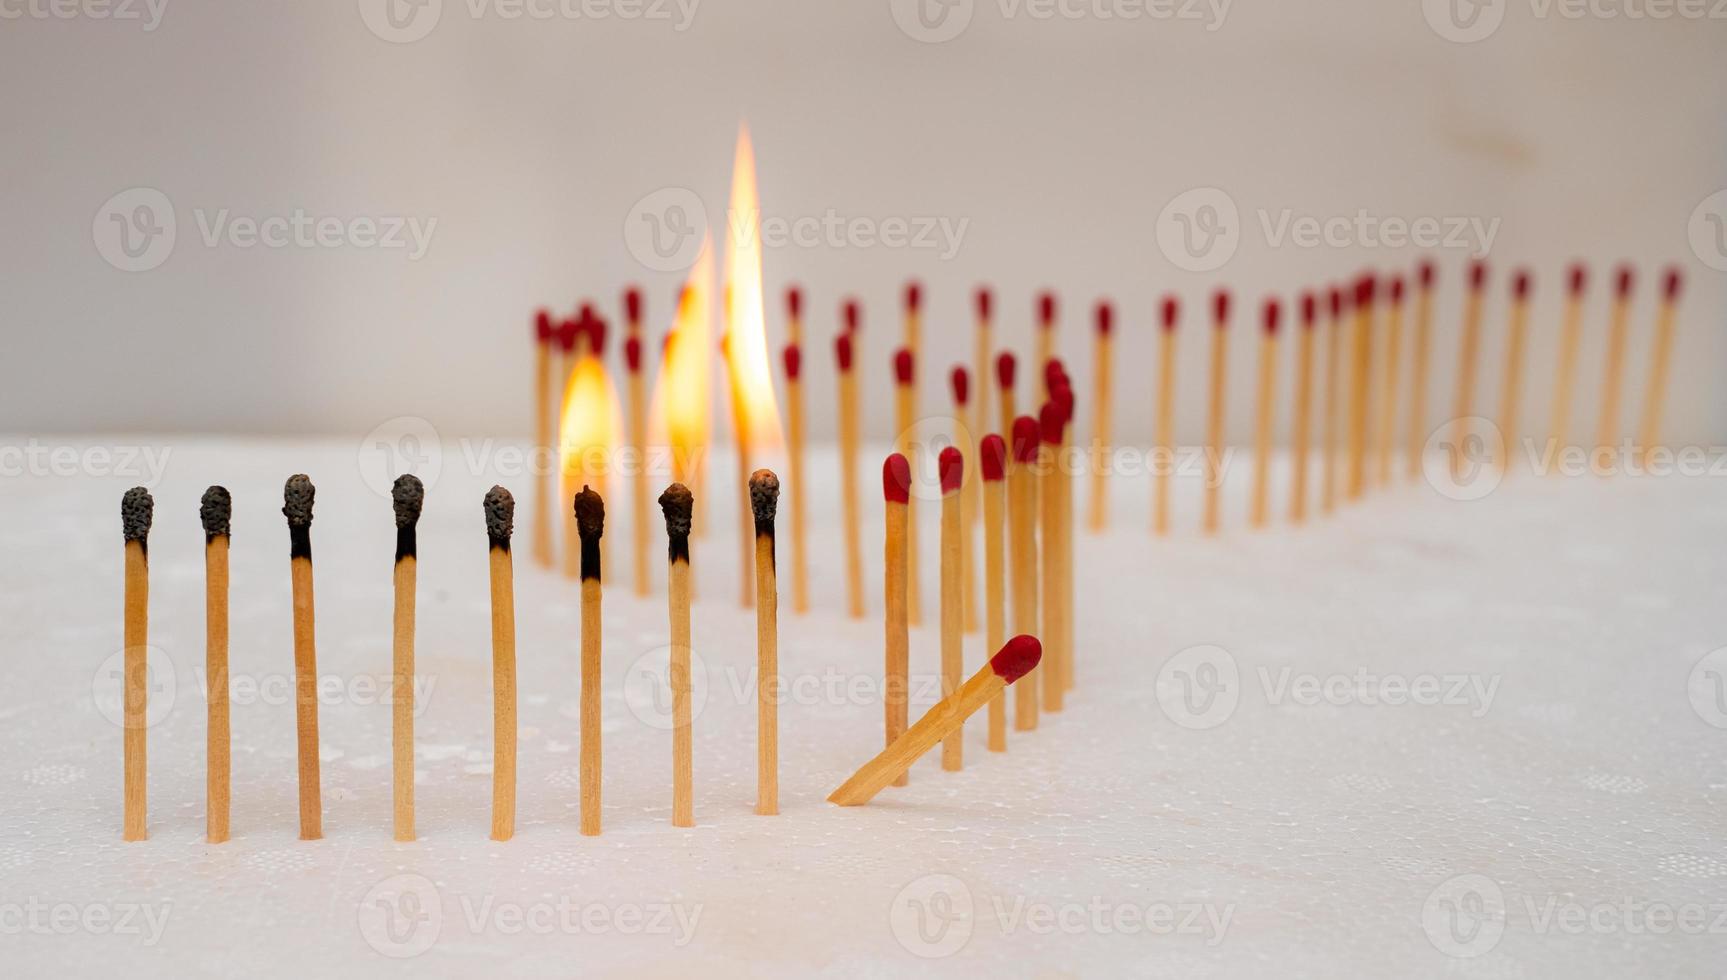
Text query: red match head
996 351 1017 388
1663 266 1683 302
624 335 642 373
623 286 642 324
1212 288 1231 325
558 318 579 352
882 454 911 504
904 280 922 314
1389 276 1406 304
1418 260 1435 289
1354 272 1376 306
842 298 861 333
834 333 854 373
782 343 802 381
535 308 554 343
989 635 1042 684
785 285 802 320
1160 295 1179 332
1037 291 1056 327
950 365 970 405
1039 400 1065 444
893 347 915 385
1568 263 1588 298
1468 260 1488 291
980 435 1006 481
1615 264 1634 299
1328 286 1344 319
975 286 993 321
1513 270 1531 300
1300 292 1316 328
1095 300 1114 336
1012 415 1040 462
1262 298 1282 336
938 446 964 494
1051 384 1074 425
1043 357 1067 392
586 315 608 357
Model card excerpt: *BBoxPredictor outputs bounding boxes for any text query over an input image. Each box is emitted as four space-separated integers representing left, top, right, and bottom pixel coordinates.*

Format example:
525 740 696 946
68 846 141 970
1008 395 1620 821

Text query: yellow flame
721 122 783 452
651 234 714 475
559 351 622 488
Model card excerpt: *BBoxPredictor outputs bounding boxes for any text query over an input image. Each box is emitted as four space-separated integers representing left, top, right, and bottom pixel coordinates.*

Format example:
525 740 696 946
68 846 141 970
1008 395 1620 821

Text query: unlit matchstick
1549 263 1589 460
1203 289 1230 535
1496 271 1532 474
1250 298 1281 528
784 343 809 614
575 485 605 836
785 285 803 346
1088 300 1114 533
1321 286 1344 512
283 474 322 840
883 453 912 786
938 446 965 771
1449 262 1486 481
1374 276 1405 486
995 351 1017 453
1047 367 1076 695
391 474 423 842
121 486 152 842
836 318 864 618
1594 265 1635 469
974 287 993 439
533 310 556 569
1009 416 1040 731
1289 295 1316 524
1635 267 1684 464
1036 291 1057 394
951 366 979 635
1154 296 1178 535
980 434 1008 752
827 636 1041 807
659 483 695 827
627 332 650 597
750 469 781 814
1347 273 1377 498
484 486 518 841
893 347 922 626
1406 261 1435 481
1039 400 1067 713
200 486 231 843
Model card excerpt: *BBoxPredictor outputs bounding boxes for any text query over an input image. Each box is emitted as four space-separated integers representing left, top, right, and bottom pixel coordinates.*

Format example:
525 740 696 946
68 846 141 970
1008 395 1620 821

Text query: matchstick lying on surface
784 343 809 614
883 453 912 786
1594 265 1635 468
484 486 517 842
827 636 1041 807
659 483 695 827
996 351 1017 453
575 486 605 836
1549 263 1589 458
836 324 864 618
121 487 152 842
1154 296 1178 535
1088 300 1114 532
1289 295 1315 524
201 488 232 844
980 434 1008 752
1497 271 1532 474
391 475 423 842
893 347 922 626
1636 267 1685 463
1250 298 1281 529
750 470 781 815
1406 262 1435 481
1009 417 1040 732
1203 289 1230 534
939 446 965 772
283 475 322 840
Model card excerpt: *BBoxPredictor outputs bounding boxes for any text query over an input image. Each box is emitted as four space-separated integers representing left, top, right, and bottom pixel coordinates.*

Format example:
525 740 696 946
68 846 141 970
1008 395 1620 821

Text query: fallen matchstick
283 474 322 840
391 474 423 842
201 486 231 843
121 486 152 842
484 486 518 841
750 469 781 814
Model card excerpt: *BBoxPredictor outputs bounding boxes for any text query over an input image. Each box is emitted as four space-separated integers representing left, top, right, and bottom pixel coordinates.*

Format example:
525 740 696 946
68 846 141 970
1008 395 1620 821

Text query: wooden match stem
1036 327 1054 397
895 384 921 626
489 544 517 841
1088 331 1113 532
940 486 963 771
1347 296 1374 498
983 477 1006 752
205 535 230 843
1154 327 1175 535
668 555 694 826
534 344 554 568
755 530 779 814
1549 293 1586 458
290 550 322 840
998 377 1017 460
1321 302 1343 512
631 371 649 597
959 422 979 635
580 571 602 836
884 499 910 786
787 377 809 614
1375 296 1404 486
1497 295 1530 474
1061 427 1076 693
839 372 865 618
1039 445 1065 713
1406 282 1434 481
1009 459 1039 731
828 666 1007 807
974 314 992 440
1448 287 1483 481
392 552 416 842
1635 297 1680 461
1203 317 1227 535
1250 330 1278 528
1290 322 1314 524
123 539 148 842
1594 293 1633 462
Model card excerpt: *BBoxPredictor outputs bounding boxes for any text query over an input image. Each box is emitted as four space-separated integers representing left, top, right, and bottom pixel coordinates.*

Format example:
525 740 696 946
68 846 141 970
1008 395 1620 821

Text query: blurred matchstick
624 285 642 338
1289 295 1316 524
951 366 979 634
575 486 605 836
1406 262 1435 481
1635 267 1685 464
627 332 650 597
1549 263 1589 460
1088 300 1114 532
1036 291 1057 394
1497 271 1533 475
974 287 994 437
1154 296 1178 535
1374 276 1405 486
121 487 152 841
1009 417 1041 731
1347 273 1377 498
533 310 556 569
750 470 781 815
883 454 912 786
283 475 322 839
659 483 695 827
785 284 803 347
1203 289 1230 535
484 487 517 841
893 347 922 627
201 487 231 843
995 351 1018 447
939 446 965 771
1039 400 1067 713
1250 298 1281 528
1047 368 1077 694
980 434 1008 752
1322 285 1345 512
1449 262 1487 481
391 475 423 842
1594 265 1635 470
836 318 864 618
784 343 809 614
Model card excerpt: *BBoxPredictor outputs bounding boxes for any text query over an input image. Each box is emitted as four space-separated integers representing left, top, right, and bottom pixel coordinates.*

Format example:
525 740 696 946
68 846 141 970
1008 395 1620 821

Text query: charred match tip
939 446 964 494
904 281 922 313
121 486 153 543
835 332 855 372
625 335 643 373
484 485 515 546
1039 401 1064 445
1513 270 1532 300
1615 264 1635 299
1012 415 1039 462
1212 288 1231 325
1095 300 1114 335
883 454 911 504
950 365 969 405
1468 260 1487 291
624 286 642 323
842 298 860 332
283 474 315 528
658 482 693 543
893 347 915 385
1568 263 1588 297
1355 272 1377 306
1262 298 1282 336
574 486 605 540
1037 291 1056 327
1161 295 1179 332
200 485 231 539
1663 266 1683 302
748 469 780 536
975 286 993 321
786 285 802 319
535 308 554 342
980 434 1007 481
1389 276 1406 303
392 474 424 529
1418 260 1435 289
783 343 802 381
989 634 1042 684
996 350 1016 388
1300 292 1317 328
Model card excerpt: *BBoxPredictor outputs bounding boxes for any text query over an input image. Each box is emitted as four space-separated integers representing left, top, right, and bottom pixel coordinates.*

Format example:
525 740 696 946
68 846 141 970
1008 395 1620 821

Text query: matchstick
1038 400 1067 713
893 347 922 626
883 454 912 786
1322 286 1345 512
1250 298 1281 528
904 280 923 361
1549 264 1589 459
974 287 993 438
659 483 695 827
1347 273 1377 498
575 486 605 836
391 475 423 843
1203 289 1230 535
836 322 864 618
938 446 965 771
559 317 582 579
1635 268 1685 463
1036 292 1057 394
1088 300 1114 532
784 343 809 614
1594 265 1636 469
1289 295 1316 524
1449 262 1487 481
533 310 556 569
1009 417 1040 730
1049 372 1077 694
1497 271 1533 474
749 470 781 815
1154 296 1178 535
827 636 1041 807
1374 276 1405 486
980 435 1008 752
996 351 1017 453
624 285 642 338
785 285 803 347
1406 262 1435 481
627 333 650 597
283 475 322 840
484 487 518 842
951 366 979 634
121 487 152 842
200 487 231 844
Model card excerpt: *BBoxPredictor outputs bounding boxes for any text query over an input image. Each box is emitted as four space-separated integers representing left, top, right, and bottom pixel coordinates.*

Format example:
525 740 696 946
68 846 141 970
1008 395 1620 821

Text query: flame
559 349 623 490
650 234 714 479
721 122 783 452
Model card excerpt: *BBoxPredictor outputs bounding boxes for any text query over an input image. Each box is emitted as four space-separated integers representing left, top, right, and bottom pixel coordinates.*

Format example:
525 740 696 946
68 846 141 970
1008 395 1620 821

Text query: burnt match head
1663 266 1683 302
980 434 1007 481
624 286 643 323
1262 298 1282 336
1568 262 1588 297
283 474 315 528
842 298 860 333
1094 300 1114 336
950 365 969 405
625 335 643 373
574 486 605 540
883 454 911 504
1212 288 1231 325
975 286 993 321
1036 291 1056 327
658 482 693 562
939 446 964 494
748 469 780 537
121 486 153 544
785 285 802 320
1615 264 1635 299
1012 415 1040 463
1161 295 1179 332
199 485 231 540
1513 269 1531 300
783 343 802 382
484 485 515 548
893 347 915 385
392 474 424 529
904 280 922 314
835 332 855 373
996 351 1016 388
988 634 1042 684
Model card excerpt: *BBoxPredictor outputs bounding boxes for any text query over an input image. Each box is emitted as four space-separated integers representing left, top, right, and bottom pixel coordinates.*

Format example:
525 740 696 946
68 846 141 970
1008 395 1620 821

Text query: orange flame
650 234 714 478
721 122 783 452
559 350 623 491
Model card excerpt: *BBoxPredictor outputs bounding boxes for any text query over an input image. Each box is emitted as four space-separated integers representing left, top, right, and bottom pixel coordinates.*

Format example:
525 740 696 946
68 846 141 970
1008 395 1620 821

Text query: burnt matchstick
1009 416 1041 731
120 486 152 841
390 474 423 842
200 486 231 843
1038 400 1067 714
882 453 912 786
484 486 518 841
1035 291 1058 394
893 347 922 627
974 287 994 438
1322 285 1346 512
1289 294 1317 524
835 324 864 618
1154 295 1179 535
749 469 781 815
1203 289 1230 534
283 474 322 840
627 332 650 597
784 343 809 614
1449 262 1487 481
1635 267 1685 463
951 365 979 635
1549 263 1590 460
785 285 803 346
575 485 605 836
1594 265 1636 468
980 434 1008 752
938 446 965 771
1347 272 1378 498
1406 261 1436 481
1496 271 1534 475
533 309 556 569
1375 276 1406 486
827 636 1041 807
995 351 1017 450
1088 300 1115 532
659 483 695 827
1251 298 1281 529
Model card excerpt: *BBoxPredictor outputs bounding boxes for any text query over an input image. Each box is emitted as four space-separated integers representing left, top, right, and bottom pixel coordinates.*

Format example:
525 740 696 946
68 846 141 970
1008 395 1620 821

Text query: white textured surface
3 438 1726 977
